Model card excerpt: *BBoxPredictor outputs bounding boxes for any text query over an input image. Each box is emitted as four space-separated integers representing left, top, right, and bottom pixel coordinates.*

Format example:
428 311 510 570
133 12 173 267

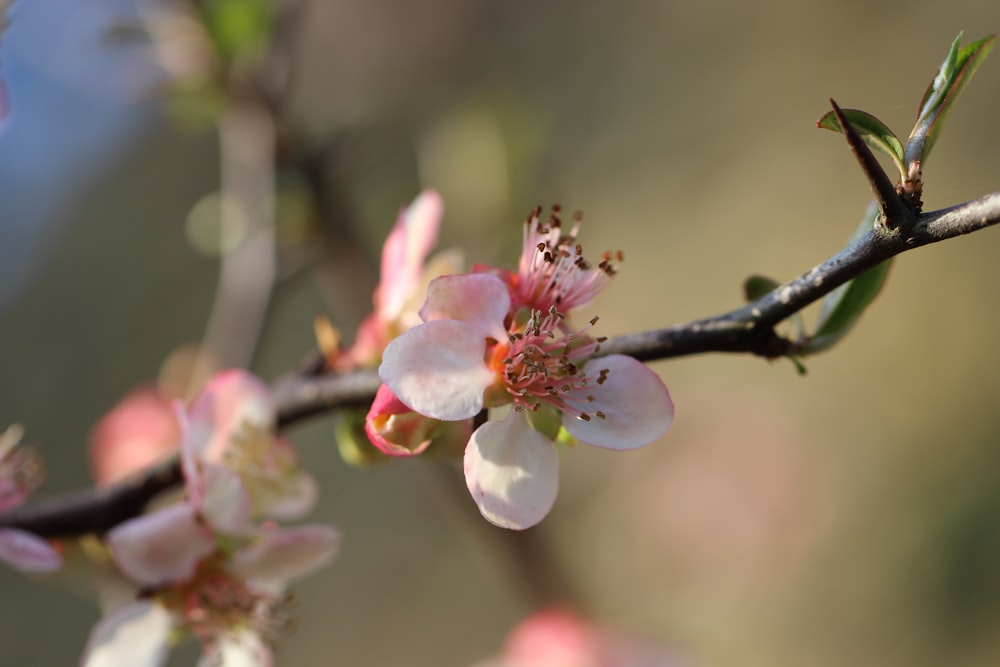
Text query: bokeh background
3 1 1000 665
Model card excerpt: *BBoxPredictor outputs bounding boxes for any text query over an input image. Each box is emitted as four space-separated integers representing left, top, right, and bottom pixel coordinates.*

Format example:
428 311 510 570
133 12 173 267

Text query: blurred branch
191 97 278 385
3 189 1000 538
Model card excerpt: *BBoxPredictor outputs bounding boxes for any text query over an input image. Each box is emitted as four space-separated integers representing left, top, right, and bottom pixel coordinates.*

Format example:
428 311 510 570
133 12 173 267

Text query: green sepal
906 33 996 170
803 202 892 354
334 410 393 467
817 108 906 180
528 406 564 442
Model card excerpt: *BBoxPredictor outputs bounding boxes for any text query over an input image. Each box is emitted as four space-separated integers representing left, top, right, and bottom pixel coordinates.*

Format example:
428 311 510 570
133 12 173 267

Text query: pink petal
230 524 340 585
81 600 174 667
108 503 215 587
380 320 495 421
364 384 436 457
378 189 444 323
562 355 674 450
186 370 275 462
88 385 180 487
464 411 559 530
0 529 61 573
419 273 511 341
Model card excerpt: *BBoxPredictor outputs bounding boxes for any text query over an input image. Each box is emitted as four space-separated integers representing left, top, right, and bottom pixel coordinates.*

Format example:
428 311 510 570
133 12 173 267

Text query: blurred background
3 0 1000 665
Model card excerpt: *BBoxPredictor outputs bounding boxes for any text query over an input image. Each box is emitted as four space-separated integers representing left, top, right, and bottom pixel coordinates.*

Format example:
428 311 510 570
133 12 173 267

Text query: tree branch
2 191 1000 539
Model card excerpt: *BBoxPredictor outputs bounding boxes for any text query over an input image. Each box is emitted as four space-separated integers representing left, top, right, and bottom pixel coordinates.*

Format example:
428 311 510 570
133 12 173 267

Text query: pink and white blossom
84 523 339 667
81 369 339 665
380 272 673 529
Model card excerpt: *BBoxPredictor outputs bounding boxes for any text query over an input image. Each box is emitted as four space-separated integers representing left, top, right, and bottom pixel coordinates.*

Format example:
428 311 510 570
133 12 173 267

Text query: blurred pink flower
84 523 339 667
83 370 339 666
88 385 180 488
475 607 685 667
0 426 61 573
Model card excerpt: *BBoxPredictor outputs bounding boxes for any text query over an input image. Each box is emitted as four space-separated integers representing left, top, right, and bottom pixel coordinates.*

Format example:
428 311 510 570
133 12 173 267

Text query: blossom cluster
81 371 338 666
349 195 674 530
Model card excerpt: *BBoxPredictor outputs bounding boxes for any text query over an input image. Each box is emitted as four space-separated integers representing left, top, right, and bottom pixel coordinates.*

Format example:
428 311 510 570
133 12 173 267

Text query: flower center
156 554 291 647
514 205 623 313
500 306 609 421
225 424 302 516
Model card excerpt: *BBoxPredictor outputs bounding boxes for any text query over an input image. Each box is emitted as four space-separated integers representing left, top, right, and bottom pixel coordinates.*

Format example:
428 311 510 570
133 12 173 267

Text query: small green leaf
817 108 905 180
906 33 996 169
743 275 780 301
803 202 892 354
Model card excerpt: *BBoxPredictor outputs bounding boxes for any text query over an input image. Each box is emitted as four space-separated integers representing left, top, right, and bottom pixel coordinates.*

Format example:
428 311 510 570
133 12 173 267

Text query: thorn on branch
829 99 914 228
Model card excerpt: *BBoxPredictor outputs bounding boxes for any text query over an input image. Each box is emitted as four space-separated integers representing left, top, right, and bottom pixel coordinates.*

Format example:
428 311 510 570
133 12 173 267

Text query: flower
88 385 181 487
81 370 339 666
0 425 62 573
379 272 673 529
83 523 339 667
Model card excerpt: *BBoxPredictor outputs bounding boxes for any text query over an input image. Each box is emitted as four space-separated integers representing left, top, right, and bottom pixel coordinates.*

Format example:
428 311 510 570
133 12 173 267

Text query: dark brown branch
2 191 1000 538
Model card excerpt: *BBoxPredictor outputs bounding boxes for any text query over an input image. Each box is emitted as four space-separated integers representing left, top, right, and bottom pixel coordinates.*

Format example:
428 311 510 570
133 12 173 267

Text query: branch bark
2 190 1000 538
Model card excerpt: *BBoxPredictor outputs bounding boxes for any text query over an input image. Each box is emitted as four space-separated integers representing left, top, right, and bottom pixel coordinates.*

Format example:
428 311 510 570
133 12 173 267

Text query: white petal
108 503 215 587
81 601 174 667
464 411 559 530
199 463 254 535
419 273 510 341
257 471 319 521
198 631 273 667
231 524 340 585
380 320 494 420
0 529 61 573
563 355 674 450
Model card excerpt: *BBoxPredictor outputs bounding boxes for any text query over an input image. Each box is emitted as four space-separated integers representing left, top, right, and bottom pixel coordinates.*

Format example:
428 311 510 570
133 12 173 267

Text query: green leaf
906 33 996 169
743 275 780 301
803 202 892 354
817 108 906 180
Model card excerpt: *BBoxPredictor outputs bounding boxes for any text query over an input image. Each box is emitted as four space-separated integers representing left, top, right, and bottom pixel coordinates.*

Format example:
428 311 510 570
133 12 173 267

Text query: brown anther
595 411 606 419
579 413 591 422
589 316 599 326
573 210 584 221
